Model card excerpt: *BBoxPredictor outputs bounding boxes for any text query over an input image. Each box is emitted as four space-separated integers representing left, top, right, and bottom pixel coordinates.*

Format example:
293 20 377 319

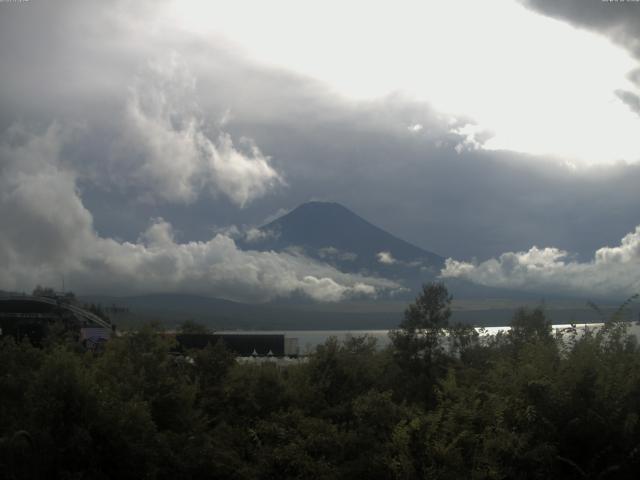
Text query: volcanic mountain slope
240 201 444 283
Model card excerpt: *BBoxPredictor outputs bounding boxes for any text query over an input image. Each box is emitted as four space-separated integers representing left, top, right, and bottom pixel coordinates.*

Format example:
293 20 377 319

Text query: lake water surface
219 323 640 354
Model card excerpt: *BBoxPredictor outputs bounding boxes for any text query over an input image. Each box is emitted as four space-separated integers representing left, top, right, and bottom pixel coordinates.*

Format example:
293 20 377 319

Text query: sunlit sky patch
168 0 640 165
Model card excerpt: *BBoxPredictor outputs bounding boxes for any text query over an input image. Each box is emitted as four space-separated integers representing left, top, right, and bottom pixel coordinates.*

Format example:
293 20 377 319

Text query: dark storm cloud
255 121 640 263
519 0 640 119
520 0 640 57
615 89 640 117
2 0 640 299
208 71 640 262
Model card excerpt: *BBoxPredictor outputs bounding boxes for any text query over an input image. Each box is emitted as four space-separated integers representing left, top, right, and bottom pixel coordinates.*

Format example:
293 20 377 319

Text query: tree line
1 283 640 479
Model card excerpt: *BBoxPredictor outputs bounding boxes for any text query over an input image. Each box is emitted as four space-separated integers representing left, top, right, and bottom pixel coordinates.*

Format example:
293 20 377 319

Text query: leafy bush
1 286 639 479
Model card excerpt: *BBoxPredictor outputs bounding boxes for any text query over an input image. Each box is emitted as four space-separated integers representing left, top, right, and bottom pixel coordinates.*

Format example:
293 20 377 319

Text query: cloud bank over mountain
441 226 640 298
0 126 397 301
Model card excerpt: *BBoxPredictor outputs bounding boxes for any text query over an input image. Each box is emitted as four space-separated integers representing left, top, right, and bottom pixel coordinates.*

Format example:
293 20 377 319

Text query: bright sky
166 0 640 165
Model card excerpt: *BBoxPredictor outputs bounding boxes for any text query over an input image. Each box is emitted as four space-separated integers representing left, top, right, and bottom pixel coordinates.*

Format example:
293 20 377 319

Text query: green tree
178 320 211 334
192 339 236 418
389 282 453 405
509 306 552 345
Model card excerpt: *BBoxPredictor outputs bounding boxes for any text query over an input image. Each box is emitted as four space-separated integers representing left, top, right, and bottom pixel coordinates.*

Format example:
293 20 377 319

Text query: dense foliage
2 284 640 479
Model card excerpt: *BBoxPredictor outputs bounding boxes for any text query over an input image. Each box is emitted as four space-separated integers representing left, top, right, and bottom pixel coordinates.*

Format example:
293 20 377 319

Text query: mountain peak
278 201 364 223
268 201 387 239
295 201 348 209
247 201 444 281
285 201 352 216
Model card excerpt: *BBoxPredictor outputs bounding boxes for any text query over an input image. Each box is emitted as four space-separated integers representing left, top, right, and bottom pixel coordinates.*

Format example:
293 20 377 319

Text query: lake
218 323 640 354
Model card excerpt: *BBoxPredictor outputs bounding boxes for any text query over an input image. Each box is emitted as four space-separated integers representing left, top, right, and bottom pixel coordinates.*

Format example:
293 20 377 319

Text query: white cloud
80 222 396 302
298 276 375 302
377 251 396 265
0 124 94 270
210 224 243 240
210 224 279 244
451 123 492 153
441 228 640 297
112 56 283 206
244 227 278 244
0 126 398 302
